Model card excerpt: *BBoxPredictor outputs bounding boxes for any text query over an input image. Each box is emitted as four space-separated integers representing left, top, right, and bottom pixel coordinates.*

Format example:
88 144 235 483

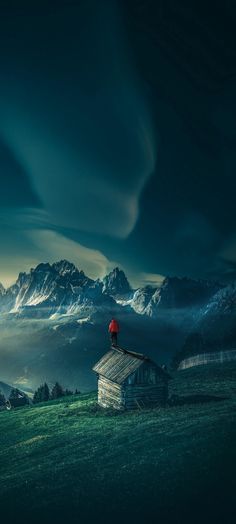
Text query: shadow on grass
168 394 230 407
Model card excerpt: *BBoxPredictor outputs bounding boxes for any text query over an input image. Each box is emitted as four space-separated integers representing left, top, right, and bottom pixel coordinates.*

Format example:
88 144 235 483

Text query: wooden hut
93 346 171 410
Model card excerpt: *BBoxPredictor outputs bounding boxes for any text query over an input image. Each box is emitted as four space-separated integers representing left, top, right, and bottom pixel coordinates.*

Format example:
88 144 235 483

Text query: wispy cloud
0 208 119 286
27 229 118 280
128 271 164 289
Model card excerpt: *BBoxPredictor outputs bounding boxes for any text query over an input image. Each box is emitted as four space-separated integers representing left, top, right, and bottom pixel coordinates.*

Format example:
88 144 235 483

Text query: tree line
33 382 81 403
0 383 81 408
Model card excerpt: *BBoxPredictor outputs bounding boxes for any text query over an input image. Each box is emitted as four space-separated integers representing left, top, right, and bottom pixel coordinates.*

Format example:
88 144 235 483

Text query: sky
0 0 236 288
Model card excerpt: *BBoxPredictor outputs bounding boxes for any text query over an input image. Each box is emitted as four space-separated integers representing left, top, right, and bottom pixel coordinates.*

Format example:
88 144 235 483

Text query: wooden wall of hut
98 376 125 410
124 383 168 410
98 373 168 410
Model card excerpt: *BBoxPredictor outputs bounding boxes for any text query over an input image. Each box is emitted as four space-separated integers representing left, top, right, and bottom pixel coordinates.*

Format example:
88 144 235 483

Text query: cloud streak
0 206 118 286
26 229 118 280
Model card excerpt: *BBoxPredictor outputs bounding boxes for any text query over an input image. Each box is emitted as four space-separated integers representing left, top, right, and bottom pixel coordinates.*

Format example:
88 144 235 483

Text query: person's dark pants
111 332 118 346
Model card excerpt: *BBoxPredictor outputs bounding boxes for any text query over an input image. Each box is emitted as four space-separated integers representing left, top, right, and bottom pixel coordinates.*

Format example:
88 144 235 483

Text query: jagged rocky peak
154 276 222 309
31 262 52 275
15 272 28 286
32 260 77 275
52 260 80 276
102 267 132 296
131 285 156 315
130 276 223 318
30 260 91 285
0 282 5 295
54 260 94 288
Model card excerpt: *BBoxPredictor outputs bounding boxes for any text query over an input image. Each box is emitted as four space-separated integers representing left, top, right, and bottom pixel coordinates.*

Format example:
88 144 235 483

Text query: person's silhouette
108 318 119 346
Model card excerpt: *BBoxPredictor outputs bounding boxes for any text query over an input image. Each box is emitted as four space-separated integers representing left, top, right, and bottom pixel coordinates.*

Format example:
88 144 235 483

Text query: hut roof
93 346 170 384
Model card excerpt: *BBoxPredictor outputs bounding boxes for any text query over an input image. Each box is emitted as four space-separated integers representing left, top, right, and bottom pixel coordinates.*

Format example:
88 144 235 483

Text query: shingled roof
93 346 170 384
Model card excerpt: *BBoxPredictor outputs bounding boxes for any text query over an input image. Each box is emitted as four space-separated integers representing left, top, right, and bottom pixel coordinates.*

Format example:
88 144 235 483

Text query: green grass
1 363 236 524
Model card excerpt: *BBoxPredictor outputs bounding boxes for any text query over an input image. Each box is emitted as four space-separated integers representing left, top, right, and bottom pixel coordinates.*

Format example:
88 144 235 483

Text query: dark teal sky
0 0 236 286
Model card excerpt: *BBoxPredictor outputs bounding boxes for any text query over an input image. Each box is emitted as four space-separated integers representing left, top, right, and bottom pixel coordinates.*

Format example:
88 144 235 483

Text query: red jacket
109 319 119 333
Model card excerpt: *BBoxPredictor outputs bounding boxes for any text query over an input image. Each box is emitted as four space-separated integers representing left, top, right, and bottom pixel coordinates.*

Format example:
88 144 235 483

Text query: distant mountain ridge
130 276 222 318
0 380 30 400
172 282 236 367
0 261 224 321
0 260 116 319
193 281 236 348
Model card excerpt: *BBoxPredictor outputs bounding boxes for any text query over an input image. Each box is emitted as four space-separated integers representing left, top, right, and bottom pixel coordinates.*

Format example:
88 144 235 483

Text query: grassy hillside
0 363 236 524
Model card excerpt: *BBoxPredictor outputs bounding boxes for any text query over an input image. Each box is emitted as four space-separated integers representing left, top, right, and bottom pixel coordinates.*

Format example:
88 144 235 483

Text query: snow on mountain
0 260 232 390
191 282 236 343
0 261 225 327
173 282 236 367
129 277 221 319
200 282 236 317
0 260 117 319
102 267 132 297
131 286 156 315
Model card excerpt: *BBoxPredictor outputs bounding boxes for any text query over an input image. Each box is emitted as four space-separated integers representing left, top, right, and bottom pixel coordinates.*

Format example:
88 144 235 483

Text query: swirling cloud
0 0 156 239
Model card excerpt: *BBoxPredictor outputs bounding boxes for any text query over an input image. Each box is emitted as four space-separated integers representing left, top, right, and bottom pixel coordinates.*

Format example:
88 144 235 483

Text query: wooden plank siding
124 383 168 409
126 363 163 385
98 376 125 410
97 374 168 410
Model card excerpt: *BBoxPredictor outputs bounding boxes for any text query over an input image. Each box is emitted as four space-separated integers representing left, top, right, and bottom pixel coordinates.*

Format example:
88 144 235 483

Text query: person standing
108 318 119 346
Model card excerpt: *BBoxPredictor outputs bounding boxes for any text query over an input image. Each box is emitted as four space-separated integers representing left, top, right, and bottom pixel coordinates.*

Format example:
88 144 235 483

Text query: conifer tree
41 383 50 401
9 388 21 400
51 382 65 399
33 383 50 403
65 388 73 396
33 388 41 404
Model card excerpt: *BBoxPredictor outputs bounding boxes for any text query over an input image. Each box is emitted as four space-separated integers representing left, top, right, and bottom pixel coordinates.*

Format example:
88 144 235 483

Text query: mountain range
0 260 235 390
0 260 223 320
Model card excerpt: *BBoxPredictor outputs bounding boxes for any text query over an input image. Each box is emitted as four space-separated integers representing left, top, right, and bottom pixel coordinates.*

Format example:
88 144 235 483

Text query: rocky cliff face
155 277 221 308
173 282 236 367
102 267 132 297
131 286 156 315
200 282 236 317
0 262 224 321
130 277 221 318
0 260 117 319
194 282 236 342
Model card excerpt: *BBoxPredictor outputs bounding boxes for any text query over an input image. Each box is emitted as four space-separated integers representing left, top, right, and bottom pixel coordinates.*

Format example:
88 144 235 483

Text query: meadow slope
0 363 236 524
